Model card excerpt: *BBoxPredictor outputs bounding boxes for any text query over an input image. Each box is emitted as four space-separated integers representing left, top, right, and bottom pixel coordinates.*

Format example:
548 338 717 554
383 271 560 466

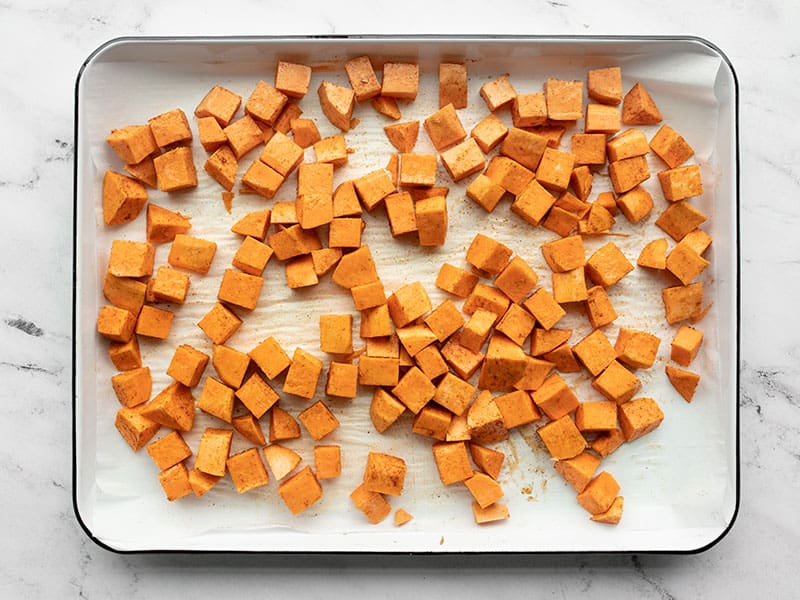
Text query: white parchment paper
75 37 737 552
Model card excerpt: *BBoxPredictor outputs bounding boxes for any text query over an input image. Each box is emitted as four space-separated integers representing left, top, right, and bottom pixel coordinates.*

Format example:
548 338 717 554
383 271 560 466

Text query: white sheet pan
73 36 738 553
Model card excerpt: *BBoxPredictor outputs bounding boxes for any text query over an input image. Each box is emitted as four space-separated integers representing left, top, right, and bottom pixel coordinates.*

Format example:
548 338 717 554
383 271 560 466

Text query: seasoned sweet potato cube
500 127 548 171
439 334 483 381
463 285 511 324
591 428 625 457
465 471 504 509
466 233 512 275
671 325 704 366
469 443 505 480
583 285 616 330
471 113 509 153
151 266 190 305
656 201 708 242
650 124 694 168
440 138 485 183
659 164 703 202
530 327 572 357
536 148 575 192
258 130 303 177
350 483 391 524
587 66 622 105
424 103 466 151
606 128 649 162
571 167 595 203
576 471 620 515
248 336 291 380
298 401 339 441
666 365 700 402
494 390 541 428
545 78 583 120
381 62 419 99
396 324 437 357
197 376 235 422
592 360 641 405
196 84 241 127
423 300 464 343
107 124 158 165
278 466 323 514
513 356 555 390
485 156 534 195
578 203 615 235
575 401 618 432
537 415 587 460
391 366 435 414
585 104 621 134
146 430 192 471
387 281 431 328
245 80 287 125
135 305 173 339
102 171 148 226
618 397 664 441
571 133 606 166
616 187 654 224
466 173 505 213
97 305 136 343
345 55 381 101
110 366 151 409
460 308 495 353
615 328 661 369
511 179 556 227
415 344 449 380
197 302 241 345
364 452 406 496
384 121 419 154
622 82 662 125
115 406 159 451
554 451 600 493
662 282 703 324
195 427 233 477
223 115 264 159
372 95 401 119
314 445 341 479
296 193 334 231
232 236 273 276
274 60 311 98
283 348 323 399
480 74 517 111
467 390 508 443
637 238 668 270
477 333 528 390
269 406 301 443
680 228 713 256
609 155 649 194
358 354 400 386
153 146 198 192
146 204 191 245
158 463 193 501
123 156 157 189
211 340 251 388
586 242 633 288
573 329 617 376
235 372 279 419
319 314 353 355
512 92 547 127
495 304 535 346
359 305 394 339
439 62 468 108
318 81 356 131
472 501 510 524
434 372 477 416
353 169 395 211
108 239 155 279
218 269 263 311
167 344 208 388
532 372 579 420
591 495 624 524
400 153 437 187
262 444 301 481
541 235 584 273
109 336 141 371
326 361 358 398
432 441 473 485
436 263 478 298
168 234 216 275
522 288 565 331
227 447 269 494
370 388 406 433
148 108 192 148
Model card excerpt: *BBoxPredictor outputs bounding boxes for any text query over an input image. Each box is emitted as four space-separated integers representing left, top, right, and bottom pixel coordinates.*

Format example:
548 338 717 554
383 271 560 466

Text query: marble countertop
2 0 797 596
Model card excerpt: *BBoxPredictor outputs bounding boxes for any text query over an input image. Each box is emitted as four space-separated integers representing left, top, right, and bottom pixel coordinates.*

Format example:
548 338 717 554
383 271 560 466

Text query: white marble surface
0 0 796 596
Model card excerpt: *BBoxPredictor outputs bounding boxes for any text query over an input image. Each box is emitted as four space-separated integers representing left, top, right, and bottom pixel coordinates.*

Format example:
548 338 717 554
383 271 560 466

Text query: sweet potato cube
381 62 419 99
460 285 509 324
615 328 661 369
575 401 618 433
353 169 395 211
106 124 158 165
500 127 548 172
460 308 495 353
146 205 191 245
198 302 241 345
469 443 505 480
158 463 192 501
472 501 510 524
411 404 454 441
666 365 700 402
573 329 617 376
424 103 466 151
480 74 517 111
571 166 594 202
394 508 413 526
249 336 291 380
554 451 600 493
102 170 148 226
591 495 624 524
278 466 322 514
359 305 394 339
195 84 241 127
245 80 287 125
232 236 273 276
399 153 437 188
532 372 579 420
445 412 470 442
387 281 431 328
350 483 391 524
421 300 463 344
364 452 406 496
579 203 616 236
432 372 475 417
478 333 528 390
542 206 580 237
495 304 535 347
541 235 584 273
545 79 583 120
487 258 537 307
135 305 173 339
537 415 586 460
203 145 238 191
609 155 649 194
146 430 192 470
384 121 420 154
671 325 704 367
616 186 654 224
285 255 319 288
650 124 694 168
194 428 233 477
413 195 448 246
583 285 616 330
656 201 708 242
370 388 406 433
577 471 620 515
107 240 155 279
530 327 572 357
466 174 505 213
606 128 649 162
235 372 279 418
585 104 621 134
274 60 311 98
432 441 473 485
269 406 301 442
485 156 535 195
311 134 347 167
622 82 662 125
153 146 197 192
571 133 606 166
109 336 141 371
166 344 208 388
637 238 668 270
187 467 221 498
298 401 339 441
110 367 151 409
465 233 512 275
315 445 341 479
326 361 358 398
592 360 641 405
680 228 713 256
148 108 192 148
512 92 547 127
123 156 157 189
223 115 264 159
513 355 555 390
440 138 485 182
396 324 437 357
390 366 435 414
358 354 400 386
115 406 159 451
439 62 468 108
591 428 626 457
227 448 269 494
467 390 508 443
522 288 566 331
217 269 263 311
536 148 575 192
258 131 303 178
283 348 323 399
586 242 634 288
659 164 703 202
435 263 478 298
262 444 301 482
151 266 190 305
97 305 136 343
619 397 664 441
372 95 401 119
414 345 448 381
587 66 622 105
318 80 356 131
348 281 385 312
470 113 509 153
318 314 354 355
509 179 554 227
344 55 381 101
197 115 229 153
494 390 541 428
662 282 703 324
311 248 343 277
168 234 216 275
465 471 504 509
197 376 234 422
